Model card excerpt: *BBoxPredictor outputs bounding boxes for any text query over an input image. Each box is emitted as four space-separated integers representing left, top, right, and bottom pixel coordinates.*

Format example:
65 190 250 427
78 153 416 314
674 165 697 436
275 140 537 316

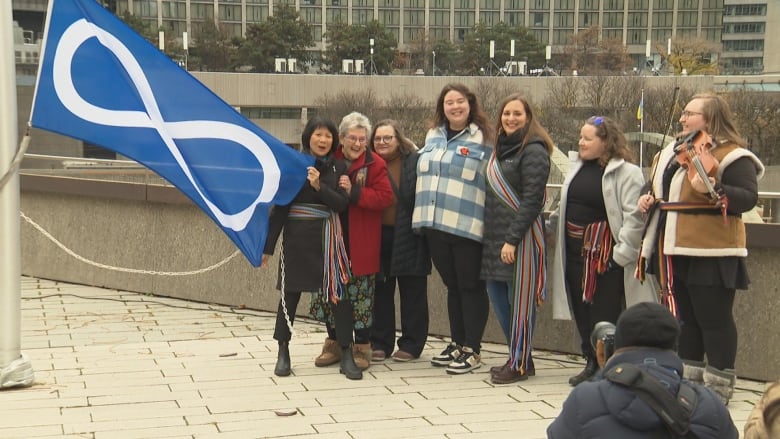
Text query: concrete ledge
19 174 780 380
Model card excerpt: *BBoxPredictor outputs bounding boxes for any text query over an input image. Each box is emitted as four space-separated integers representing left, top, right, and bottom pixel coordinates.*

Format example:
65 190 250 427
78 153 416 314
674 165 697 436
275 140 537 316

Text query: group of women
260 84 763 403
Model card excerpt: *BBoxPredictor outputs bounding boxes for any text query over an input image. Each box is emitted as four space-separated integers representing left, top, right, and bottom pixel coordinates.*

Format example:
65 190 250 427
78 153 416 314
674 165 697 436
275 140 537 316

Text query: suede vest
664 143 756 257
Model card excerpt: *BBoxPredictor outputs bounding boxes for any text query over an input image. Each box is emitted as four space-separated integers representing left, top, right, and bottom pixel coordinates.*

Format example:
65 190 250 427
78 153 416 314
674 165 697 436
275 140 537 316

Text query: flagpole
639 88 644 169
1 2 33 388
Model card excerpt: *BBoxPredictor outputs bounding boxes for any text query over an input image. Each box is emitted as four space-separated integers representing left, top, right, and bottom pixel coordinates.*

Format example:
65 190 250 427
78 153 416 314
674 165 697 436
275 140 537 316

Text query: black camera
591 321 616 361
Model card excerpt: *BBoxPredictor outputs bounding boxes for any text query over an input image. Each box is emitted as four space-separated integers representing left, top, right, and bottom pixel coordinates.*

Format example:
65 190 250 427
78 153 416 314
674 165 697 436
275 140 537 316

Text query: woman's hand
338 175 352 193
501 243 516 265
638 193 655 213
261 254 270 267
690 173 717 194
307 166 321 191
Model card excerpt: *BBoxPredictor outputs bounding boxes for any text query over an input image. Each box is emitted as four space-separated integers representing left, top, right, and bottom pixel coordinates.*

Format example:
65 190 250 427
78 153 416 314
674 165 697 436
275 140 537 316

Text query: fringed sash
288 203 351 303
636 200 717 318
486 151 546 374
567 220 613 303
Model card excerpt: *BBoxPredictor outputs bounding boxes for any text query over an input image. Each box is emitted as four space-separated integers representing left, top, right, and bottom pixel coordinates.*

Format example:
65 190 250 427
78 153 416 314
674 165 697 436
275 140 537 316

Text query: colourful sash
288 203 351 303
486 151 546 374
569 220 613 304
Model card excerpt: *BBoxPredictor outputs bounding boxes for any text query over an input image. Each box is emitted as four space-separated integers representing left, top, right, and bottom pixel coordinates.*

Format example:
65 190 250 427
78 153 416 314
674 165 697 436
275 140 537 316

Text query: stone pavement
0 276 767 439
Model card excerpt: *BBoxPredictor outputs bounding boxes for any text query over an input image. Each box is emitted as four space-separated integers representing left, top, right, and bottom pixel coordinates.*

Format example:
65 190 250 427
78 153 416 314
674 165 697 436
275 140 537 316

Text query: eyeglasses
374 135 395 144
681 110 703 118
588 116 605 126
344 135 367 144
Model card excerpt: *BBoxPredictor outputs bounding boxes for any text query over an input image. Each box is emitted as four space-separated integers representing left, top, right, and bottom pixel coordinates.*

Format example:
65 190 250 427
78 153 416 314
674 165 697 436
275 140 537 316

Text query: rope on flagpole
0 131 30 190
20 211 240 275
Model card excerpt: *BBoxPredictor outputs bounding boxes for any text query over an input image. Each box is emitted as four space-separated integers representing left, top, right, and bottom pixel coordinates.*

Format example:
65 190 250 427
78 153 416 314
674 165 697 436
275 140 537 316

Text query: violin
672 130 729 222
673 130 719 199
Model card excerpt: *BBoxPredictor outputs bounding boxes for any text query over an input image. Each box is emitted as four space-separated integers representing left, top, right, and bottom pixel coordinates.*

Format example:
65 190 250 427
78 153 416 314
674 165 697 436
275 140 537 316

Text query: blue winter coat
547 348 738 439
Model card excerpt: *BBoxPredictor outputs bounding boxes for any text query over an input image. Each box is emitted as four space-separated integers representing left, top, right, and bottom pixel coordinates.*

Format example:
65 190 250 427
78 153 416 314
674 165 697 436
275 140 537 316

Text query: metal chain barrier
20 211 239 275
278 242 295 336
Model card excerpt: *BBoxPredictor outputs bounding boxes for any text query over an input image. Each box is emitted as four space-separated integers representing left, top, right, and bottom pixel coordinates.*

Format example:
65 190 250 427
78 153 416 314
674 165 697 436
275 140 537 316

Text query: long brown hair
584 116 634 167
432 83 493 144
691 92 747 148
495 93 554 155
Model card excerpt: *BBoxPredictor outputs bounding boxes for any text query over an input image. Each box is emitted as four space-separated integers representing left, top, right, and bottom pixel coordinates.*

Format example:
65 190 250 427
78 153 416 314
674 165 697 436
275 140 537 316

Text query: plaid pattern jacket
412 123 492 242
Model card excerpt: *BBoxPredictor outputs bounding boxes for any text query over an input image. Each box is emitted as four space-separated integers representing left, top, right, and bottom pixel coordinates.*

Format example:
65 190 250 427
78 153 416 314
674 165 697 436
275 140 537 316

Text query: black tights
674 281 737 370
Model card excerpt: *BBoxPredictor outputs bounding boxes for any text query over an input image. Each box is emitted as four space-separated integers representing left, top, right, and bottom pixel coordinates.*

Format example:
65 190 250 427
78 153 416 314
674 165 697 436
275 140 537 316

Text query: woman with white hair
309 111 394 380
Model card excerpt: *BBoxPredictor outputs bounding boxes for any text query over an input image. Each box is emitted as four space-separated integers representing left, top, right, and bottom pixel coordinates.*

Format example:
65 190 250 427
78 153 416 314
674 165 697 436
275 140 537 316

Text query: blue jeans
487 280 511 344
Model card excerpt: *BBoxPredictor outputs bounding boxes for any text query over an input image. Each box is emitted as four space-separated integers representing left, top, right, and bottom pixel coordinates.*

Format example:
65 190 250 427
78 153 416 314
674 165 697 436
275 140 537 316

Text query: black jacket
547 349 738 439
384 150 431 277
264 155 349 292
480 134 550 282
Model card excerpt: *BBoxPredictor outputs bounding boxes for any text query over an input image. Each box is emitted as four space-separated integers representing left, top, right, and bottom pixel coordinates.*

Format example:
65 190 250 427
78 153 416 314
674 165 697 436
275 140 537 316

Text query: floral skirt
309 274 375 330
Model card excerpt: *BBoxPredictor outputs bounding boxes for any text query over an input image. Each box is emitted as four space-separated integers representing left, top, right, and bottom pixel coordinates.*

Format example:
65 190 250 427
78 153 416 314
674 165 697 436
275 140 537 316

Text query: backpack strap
605 363 699 439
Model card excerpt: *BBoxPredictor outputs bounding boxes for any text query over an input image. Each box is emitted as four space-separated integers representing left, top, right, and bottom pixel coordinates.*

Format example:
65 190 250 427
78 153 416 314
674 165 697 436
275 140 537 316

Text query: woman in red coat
310 111 394 379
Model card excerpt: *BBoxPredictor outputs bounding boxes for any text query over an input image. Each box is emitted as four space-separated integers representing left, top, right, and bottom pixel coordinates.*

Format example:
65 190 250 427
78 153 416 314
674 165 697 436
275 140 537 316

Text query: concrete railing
19 174 780 381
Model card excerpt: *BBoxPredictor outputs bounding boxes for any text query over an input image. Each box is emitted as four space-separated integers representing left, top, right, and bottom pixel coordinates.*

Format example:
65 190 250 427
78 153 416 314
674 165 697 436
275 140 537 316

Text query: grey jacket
549 157 658 320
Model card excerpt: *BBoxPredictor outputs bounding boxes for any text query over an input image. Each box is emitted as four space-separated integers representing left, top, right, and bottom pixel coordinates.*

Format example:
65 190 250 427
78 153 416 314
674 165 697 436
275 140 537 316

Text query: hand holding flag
30 0 313 266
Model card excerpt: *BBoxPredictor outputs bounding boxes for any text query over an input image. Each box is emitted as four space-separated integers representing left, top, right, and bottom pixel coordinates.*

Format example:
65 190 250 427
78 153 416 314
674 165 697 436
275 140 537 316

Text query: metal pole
1 1 33 388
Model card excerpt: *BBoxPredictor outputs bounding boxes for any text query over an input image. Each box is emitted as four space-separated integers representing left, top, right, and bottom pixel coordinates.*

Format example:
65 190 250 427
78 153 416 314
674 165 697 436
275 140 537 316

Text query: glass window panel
531 29 549 43
578 12 598 27
555 13 573 27
627 12 647 26
480 11 500 25
678 0 698 10
531 0 549 9
431 0 449 8
404 10 425 25
505 12 525 25
628 29 647 43
430 28 449 41
505 0 525 8
404 0 425 7
480 0 501 8
553 29 573 44
605 0 623 9
219 5 242 21
604 12 622 27
628 0 648 9
352 9 374 24
327 8 347 21
192 3 215 19
379 0 400 6
555 0 574 9
379 10 399 25
455 11 474 26
532 12 548 27
580 0 598 10
302 7 322 23
431 11 450 26
455 0 475 8
134 0 158 17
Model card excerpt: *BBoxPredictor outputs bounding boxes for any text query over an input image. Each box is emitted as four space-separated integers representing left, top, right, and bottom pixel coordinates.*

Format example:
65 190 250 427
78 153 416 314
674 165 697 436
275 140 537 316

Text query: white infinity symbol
51 19 280 232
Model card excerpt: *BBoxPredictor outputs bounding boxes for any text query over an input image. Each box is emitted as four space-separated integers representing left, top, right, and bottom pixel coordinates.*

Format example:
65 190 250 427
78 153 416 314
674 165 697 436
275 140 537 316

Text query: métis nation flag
29 0 313 266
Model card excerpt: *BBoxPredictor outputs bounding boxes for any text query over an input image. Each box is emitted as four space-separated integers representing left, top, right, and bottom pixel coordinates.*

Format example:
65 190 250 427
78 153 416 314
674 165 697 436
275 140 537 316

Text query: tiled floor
0 277 766 438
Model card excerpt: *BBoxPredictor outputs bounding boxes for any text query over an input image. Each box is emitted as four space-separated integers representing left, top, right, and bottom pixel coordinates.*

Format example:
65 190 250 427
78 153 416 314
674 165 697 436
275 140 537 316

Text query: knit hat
614 302 680 351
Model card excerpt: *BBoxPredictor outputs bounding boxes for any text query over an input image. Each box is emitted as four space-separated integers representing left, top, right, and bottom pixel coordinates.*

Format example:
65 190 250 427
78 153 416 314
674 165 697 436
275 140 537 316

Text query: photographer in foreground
547 302 737 438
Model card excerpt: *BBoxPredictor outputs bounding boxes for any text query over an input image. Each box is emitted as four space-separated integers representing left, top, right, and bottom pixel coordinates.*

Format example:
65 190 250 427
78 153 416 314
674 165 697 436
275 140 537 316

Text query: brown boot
315 338 342 367
352 343 372 370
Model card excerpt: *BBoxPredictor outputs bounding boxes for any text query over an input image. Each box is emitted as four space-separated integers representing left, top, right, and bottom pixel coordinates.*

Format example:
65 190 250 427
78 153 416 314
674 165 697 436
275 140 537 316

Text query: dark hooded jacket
547 348 738 439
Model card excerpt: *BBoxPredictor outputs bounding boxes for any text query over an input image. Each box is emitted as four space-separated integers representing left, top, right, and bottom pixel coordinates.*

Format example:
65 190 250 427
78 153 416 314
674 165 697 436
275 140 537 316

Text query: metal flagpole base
0 353 34 389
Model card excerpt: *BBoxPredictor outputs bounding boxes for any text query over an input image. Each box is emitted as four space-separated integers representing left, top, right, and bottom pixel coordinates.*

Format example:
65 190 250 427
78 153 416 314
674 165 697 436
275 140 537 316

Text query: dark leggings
273 291 302 342
565 235 625 358
674 280 737 370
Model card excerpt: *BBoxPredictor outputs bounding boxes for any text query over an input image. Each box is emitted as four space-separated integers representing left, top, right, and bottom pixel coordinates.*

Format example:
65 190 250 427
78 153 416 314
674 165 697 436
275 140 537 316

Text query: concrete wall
19 175 780 381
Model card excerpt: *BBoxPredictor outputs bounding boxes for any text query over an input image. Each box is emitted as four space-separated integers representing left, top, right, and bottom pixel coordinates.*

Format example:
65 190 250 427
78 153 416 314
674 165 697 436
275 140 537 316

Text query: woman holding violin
637 93 764 405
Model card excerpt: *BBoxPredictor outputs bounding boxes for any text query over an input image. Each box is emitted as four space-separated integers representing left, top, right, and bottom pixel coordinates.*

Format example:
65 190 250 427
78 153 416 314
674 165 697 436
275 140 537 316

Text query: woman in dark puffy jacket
480 94 553 384
262 116 350 377
368 119 431 363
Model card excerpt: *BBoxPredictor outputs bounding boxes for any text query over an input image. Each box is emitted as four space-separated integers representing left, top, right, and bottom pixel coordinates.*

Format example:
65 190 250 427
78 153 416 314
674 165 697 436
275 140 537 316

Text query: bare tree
726 88 780 165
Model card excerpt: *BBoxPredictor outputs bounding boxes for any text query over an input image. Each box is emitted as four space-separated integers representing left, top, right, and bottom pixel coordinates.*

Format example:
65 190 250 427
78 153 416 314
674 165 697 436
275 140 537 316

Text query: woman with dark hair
480 94 553 384
262 116 351 377
412 83 493 374
369 119 431 363
549 116 656 386
637 93 764 404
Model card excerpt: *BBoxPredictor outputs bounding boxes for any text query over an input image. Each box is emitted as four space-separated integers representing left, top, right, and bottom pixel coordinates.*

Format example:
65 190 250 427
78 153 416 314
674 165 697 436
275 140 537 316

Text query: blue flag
30 0 314 266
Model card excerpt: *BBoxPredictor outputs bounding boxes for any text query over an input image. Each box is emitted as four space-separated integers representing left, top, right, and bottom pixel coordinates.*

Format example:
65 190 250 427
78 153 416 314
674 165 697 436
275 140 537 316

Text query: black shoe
339 345 363 380
274 341 291 377
568 356 598 386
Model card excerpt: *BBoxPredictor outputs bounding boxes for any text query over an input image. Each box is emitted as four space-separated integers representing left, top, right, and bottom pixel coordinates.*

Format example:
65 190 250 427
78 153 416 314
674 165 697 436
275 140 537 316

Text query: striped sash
573 220 613 304
486 151 546 374
635 200 715 318
288 203 351 303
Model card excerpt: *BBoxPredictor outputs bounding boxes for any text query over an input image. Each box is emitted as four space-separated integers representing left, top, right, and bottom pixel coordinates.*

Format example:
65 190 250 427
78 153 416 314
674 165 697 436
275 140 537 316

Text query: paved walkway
0 276 767 438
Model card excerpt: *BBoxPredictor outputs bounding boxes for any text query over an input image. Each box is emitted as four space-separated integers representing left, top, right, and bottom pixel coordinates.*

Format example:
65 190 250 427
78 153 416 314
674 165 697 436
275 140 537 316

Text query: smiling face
443 90 470 131
372 125 399 160
341 127 368 161
679 98 707 135
309 126 334 158
578 123 607 161
501 99 528 136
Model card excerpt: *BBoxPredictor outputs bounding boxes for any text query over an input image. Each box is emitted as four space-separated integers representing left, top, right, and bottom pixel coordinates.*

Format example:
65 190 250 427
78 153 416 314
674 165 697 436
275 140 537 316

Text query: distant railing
19 154 779 223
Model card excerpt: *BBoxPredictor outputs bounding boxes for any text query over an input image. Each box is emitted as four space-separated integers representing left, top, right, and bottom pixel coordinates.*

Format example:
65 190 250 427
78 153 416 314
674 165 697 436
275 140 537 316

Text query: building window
579 12 598 27
480 11 500 25
725 4 767 16
723 39 764 51
652 12 672 27
431 10 450 26
605 0 623 9
553 29 573 44
604 12 622 27
219 5 242 21
241 107 301 119
352 8 373 24
404 10 425 25
555 12 573 27
454 11 474 26
678 12 697 27
628 0 648 9
455 0 475 8
679 0 698 10
532 0 549 9
555 0 574 9
505 0 525 8
379 0 400 6
627 12 647 26
480 0 501 8
378 9 399 25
